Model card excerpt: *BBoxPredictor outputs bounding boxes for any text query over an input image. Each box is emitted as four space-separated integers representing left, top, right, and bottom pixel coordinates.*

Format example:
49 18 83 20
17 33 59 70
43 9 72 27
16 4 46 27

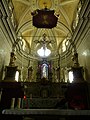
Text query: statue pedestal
70 66 84 83
67 67 89 109
4 66 18 82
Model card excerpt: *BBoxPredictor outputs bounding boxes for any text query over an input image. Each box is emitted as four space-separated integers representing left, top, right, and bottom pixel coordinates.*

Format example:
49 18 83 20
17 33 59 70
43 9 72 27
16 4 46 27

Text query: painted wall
0 28 12 81
78 31 90 82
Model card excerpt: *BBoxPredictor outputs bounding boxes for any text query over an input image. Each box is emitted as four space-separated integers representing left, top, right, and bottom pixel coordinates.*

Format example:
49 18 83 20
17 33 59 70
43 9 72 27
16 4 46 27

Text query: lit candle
0 90 2 102
17 98 21 108
11 98 15 109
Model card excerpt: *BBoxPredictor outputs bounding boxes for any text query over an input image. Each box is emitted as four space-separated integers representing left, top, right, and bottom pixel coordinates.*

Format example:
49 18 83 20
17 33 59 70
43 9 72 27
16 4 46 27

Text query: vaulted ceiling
11 0 80 60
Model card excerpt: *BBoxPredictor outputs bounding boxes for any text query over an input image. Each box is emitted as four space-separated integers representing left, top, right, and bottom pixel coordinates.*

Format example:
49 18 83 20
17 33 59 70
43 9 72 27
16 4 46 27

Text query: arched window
41 63 48 79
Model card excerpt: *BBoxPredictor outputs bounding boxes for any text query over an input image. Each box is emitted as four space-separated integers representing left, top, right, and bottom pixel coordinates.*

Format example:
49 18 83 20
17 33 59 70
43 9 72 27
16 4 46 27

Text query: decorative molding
0 10 3 18
71 0 90 50
1 0 17 44
60 0 90 66
79 0 90 19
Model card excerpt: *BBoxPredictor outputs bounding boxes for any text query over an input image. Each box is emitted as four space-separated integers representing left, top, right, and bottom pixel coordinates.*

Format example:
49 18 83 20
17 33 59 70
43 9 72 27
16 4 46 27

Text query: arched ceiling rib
11 0 80 60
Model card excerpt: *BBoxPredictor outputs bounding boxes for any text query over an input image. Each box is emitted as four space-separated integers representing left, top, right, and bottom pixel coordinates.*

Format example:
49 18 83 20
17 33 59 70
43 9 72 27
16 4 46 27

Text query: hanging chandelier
31 8 58 28
37 33 51 58
37 45 51 57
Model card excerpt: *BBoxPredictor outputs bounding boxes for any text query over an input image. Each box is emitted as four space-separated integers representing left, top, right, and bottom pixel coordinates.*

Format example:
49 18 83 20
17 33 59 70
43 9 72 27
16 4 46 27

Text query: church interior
0 0 90 120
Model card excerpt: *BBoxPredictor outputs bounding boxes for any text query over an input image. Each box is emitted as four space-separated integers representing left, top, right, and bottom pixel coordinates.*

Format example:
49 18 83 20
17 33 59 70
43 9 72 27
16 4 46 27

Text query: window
41 63 48 79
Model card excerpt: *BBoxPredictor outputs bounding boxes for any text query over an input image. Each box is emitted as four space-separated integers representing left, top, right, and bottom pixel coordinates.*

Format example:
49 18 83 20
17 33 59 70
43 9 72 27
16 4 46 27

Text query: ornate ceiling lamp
37 46 51 57
37 33 51 58
31 1 58 28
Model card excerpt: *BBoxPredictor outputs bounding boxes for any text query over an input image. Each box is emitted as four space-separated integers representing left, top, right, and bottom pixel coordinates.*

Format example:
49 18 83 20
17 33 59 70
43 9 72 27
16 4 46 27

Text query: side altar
0 52 24 110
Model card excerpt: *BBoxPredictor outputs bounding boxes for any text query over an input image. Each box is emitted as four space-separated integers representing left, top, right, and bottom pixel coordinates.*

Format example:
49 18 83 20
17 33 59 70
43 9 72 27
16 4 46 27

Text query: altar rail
2 109 90 115
1 109 90 120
